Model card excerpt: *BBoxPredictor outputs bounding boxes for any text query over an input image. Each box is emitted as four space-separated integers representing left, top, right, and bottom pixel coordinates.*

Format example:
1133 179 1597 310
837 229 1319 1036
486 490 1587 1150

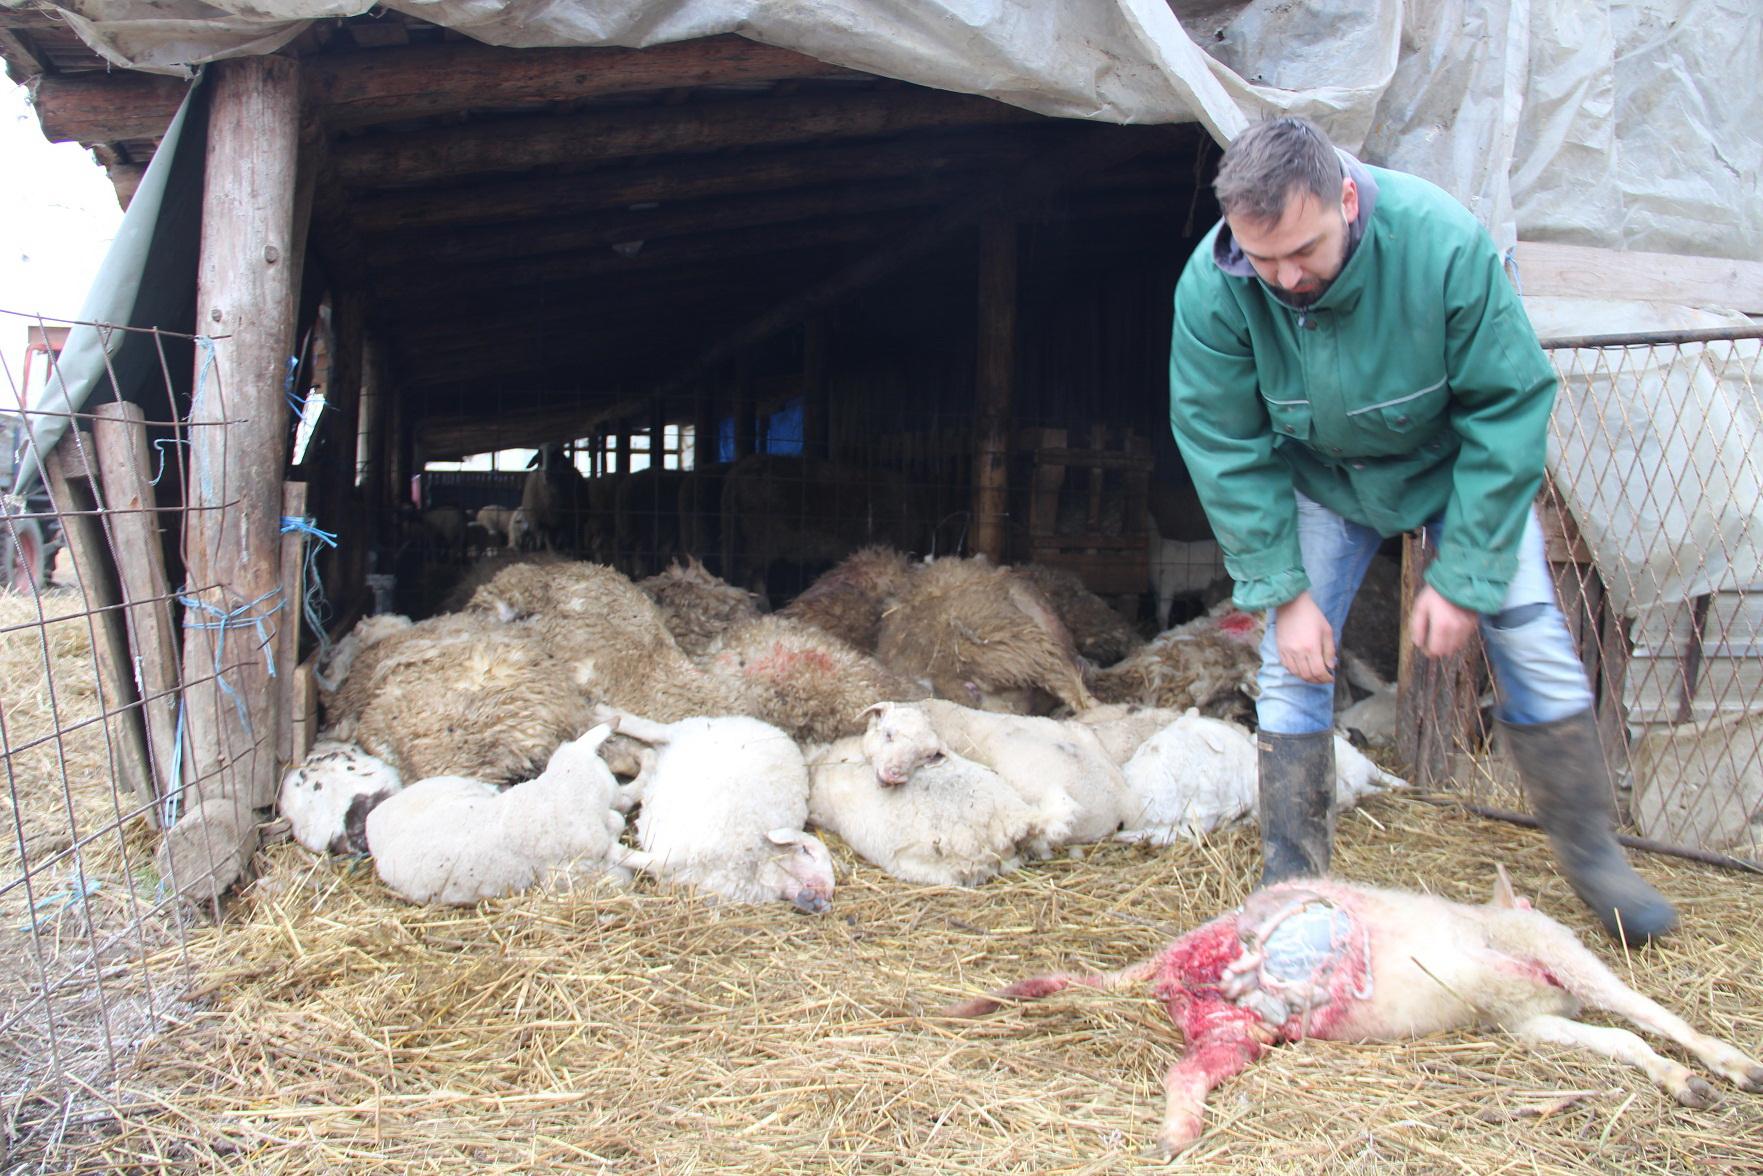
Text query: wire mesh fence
0 309 279 1159
1428 325 1763 868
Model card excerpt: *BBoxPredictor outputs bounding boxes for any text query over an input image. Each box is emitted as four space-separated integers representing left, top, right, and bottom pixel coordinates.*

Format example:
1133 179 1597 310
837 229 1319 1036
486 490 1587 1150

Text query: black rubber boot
1501 709 1677 946
1257 730 1335 887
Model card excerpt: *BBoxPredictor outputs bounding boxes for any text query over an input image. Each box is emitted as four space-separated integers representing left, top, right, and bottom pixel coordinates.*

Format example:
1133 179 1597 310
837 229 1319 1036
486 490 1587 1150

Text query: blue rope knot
177 585 285 733
280 515 337 666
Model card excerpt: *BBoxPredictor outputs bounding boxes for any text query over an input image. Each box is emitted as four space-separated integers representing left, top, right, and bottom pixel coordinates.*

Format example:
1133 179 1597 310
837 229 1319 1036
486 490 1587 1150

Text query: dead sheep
704 614 929 744
277 740 403 856
364 724 629 906
943 872 1763 1157
805 729 1032 888
1118 712 1405 845
314 611 413 695
876 556 1097 714
1089 604 1264 723
1011 562 1143 666
1069 703 1187 766
595 707 835 912
638 557 763 657
863 700 1128 854
467 558 749 721
327 613 595 785
779 545 916 652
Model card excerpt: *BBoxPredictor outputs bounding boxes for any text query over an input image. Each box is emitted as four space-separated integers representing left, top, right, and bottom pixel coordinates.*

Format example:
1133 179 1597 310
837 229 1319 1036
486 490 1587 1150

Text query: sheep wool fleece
1167 156 1559 615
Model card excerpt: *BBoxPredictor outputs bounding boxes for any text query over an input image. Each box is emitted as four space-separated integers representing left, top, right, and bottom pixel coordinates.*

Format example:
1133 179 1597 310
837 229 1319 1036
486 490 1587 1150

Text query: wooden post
276 482 308 769
732 357 756 459
971 218 1016 563
802 317 829 460
42 435 157 820
693 384 718 469
179 55 304 828
90 402 183 824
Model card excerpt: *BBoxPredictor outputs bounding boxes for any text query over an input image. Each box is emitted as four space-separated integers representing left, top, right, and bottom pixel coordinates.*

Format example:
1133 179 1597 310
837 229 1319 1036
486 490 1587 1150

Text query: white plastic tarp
32 0 1763 262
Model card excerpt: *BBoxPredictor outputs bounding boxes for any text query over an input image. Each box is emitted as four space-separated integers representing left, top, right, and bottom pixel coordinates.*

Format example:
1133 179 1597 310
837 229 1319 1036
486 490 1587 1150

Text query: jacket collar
1212 151 1380 313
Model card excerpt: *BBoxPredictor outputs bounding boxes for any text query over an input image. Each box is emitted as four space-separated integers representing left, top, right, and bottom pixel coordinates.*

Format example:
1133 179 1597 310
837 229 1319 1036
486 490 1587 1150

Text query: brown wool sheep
340 618 595 784
876 556 1097 714
638 558 763 657
1089 605 1264 723
1011 562 1144 666
704 614 928 743
779 545 916 653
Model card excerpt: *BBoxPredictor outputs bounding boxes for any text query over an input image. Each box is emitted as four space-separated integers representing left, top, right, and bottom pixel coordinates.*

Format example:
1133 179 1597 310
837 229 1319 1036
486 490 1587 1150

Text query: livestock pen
6 5 1763 1171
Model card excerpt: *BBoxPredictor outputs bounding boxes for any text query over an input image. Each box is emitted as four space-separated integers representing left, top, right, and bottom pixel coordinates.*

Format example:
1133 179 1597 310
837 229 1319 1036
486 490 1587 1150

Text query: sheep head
763 829 835 914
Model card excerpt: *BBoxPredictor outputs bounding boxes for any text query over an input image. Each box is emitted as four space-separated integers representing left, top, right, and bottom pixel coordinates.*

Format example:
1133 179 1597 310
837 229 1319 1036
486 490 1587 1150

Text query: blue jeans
1256 493 1594 734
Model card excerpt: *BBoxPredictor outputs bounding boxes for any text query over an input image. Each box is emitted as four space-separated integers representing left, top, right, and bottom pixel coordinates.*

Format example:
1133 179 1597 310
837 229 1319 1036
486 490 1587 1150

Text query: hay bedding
12 797 1756 1173
4 590 1761 1171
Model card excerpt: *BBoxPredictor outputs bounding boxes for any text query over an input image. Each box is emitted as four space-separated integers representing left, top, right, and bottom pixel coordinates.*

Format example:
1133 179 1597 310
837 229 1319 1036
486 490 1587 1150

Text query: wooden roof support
180 55 304 832
28 35 859 146
333 87 1036 187
971 218 1016 563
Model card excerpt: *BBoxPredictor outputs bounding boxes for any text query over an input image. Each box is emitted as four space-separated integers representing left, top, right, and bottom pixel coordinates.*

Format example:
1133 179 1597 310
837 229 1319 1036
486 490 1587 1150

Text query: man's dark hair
1213 116 1344 224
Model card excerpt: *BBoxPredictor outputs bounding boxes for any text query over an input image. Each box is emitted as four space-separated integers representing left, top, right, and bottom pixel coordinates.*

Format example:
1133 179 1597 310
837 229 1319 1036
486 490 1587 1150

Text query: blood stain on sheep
747 646 838 679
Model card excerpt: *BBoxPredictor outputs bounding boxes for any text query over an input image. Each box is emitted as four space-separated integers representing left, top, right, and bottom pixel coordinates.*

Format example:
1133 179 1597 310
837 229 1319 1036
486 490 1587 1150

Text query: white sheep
314 611 413 695
1118 711 1406 845
595 708 836 912
278 739 403 855
805 725 1034 888
363 723 629 905
862 699 1129 854
1070 703 1187 766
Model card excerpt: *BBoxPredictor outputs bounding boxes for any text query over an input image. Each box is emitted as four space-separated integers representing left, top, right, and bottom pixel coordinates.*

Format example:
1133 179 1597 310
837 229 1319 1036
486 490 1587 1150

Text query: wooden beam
1516 241 1763 315
0 27 51 82
28 70 190 143
276 482 307 770
25 36 858 147
364 175 983 270
971 219 1016 563
42 433 157 821
349 130 1059 231
334 88 1035 188
311 35 859 130
91 402 183 825
180 56 303 818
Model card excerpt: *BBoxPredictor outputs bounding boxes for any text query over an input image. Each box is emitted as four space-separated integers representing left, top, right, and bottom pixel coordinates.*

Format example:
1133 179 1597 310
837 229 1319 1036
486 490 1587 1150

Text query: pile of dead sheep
280 549 1404 910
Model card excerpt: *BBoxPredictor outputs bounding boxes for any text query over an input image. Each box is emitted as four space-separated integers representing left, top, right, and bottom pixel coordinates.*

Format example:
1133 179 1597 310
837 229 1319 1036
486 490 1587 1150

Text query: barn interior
9 10 1240 629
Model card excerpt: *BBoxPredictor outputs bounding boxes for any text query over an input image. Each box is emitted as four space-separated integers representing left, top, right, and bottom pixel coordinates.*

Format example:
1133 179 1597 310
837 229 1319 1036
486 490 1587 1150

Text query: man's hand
1274 591 1335 684
1409 585 1479 658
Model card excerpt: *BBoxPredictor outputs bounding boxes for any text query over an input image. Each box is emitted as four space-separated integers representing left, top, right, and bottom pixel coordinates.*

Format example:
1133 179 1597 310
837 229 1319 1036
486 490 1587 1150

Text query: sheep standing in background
805 728 1033 888
638 557 763 657
779 545 916 653
705 614 928 744
278 741 403 856
475 504 517 549
517 441 586 552
1012 563 1143 666
1090 604 1264 723
595 707 835 912
1119 712 1405 845
877 556 1097 714
364 724 629 905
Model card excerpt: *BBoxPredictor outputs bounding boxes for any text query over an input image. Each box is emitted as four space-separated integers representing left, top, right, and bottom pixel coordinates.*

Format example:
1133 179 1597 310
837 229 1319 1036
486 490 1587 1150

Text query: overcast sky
0 80 123 409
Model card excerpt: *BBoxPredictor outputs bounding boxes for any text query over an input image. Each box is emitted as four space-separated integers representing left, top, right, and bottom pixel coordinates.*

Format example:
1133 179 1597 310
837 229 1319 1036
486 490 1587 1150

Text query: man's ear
1340 175 1360 224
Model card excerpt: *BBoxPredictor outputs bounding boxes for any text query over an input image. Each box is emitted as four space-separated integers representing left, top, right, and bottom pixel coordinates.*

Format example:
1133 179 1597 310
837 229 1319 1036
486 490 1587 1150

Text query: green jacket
1167 158 1558 614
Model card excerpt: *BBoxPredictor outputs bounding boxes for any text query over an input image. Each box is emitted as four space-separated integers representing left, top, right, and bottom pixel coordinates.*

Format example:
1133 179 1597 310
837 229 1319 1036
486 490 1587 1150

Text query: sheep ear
1491 863 1521 910
857 702 888 723
766 828 804 846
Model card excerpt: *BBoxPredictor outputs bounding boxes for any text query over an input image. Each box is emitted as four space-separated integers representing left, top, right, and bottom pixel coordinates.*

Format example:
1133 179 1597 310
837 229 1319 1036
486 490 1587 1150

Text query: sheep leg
1509 1013 1719 1107
595 710 675 747
1156 1032 1262 1157
1505 921 1763 1092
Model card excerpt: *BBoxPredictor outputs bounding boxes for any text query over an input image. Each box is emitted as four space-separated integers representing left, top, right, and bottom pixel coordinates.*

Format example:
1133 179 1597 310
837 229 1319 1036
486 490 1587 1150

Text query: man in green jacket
1167 116 1675 944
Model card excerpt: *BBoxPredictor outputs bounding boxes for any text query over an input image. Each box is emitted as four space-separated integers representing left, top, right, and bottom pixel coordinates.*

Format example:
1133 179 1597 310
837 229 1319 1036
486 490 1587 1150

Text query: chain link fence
1423 325 1763 868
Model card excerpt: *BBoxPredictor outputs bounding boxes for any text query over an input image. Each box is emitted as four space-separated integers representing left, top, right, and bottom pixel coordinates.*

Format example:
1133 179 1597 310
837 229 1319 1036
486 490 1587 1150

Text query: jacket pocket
1262 395 1313 442
1345 376 1448 434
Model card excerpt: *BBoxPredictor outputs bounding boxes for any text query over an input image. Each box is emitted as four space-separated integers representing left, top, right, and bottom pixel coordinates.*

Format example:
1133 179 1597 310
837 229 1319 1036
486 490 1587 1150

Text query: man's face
1227 177 1359 306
